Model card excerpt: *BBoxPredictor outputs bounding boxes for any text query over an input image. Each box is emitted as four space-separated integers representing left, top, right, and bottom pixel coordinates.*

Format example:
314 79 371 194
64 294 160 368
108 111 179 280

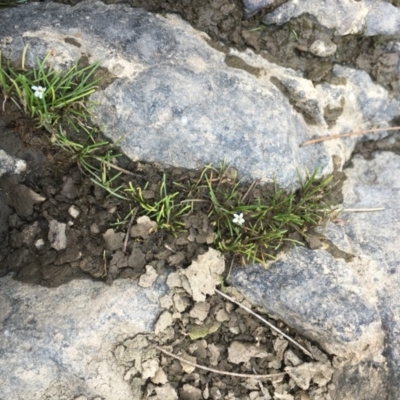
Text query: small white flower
31 85 46 99
232 212 245 226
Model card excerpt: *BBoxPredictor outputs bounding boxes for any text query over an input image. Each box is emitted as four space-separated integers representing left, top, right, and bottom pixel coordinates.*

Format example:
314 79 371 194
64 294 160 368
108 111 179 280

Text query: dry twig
215 289 314 359
300 126 400 147
155 346 287 379
105 160 143 177
122 207 138 253
340 207 385 213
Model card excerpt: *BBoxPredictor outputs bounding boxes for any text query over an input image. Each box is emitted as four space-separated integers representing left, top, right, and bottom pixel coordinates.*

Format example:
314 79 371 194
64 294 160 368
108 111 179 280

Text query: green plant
125 163 334 264
289 29 299 42
0 47 100 129
193 165 333 263
53 125 127 199
0 48 127 199
126 175 192 233
0 0 27 7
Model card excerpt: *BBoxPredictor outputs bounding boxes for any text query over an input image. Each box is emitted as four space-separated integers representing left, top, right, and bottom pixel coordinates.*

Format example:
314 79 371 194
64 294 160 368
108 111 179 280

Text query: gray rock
364 1 400 36
48 220 67 251
1 0 398 189
309 39 337 58
263 0 400 37
0 275 167 400
0 149 26 178
242 0 275 18
0 175 46 218
230 248 384 358
231 151 400 399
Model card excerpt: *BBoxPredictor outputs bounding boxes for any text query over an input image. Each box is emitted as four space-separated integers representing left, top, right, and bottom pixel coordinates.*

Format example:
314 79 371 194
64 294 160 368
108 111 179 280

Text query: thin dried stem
215 289 314 359
252 367 270 399
104 160 142 177
341 207 385 213
155 346 286 379
122 207 138 253
240 180 259 203
300 126 400 147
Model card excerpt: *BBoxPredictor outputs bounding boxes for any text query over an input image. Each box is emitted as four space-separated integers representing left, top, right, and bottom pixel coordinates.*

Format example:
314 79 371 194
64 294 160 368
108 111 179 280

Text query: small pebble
35 239 45 249
229 326 240 335
68 205 80 218
309 39 337 57
90 223 100 234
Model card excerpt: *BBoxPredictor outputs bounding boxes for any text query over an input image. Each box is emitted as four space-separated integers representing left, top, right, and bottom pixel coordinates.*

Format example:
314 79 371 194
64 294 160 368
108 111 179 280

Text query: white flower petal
233 213 245 226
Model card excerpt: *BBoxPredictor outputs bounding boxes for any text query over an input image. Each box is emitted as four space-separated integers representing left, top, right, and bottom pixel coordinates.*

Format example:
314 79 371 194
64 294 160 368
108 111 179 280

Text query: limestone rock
0 276 167 400
0 149 26 177
48 220 67 251
231 151 400 399
242 0 276 18
2 0 398 189
262 0 400 37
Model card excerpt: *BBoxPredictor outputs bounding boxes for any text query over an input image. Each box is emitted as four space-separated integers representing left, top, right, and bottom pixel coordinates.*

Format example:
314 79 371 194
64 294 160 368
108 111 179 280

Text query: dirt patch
114 270 334 400
0 94 212 286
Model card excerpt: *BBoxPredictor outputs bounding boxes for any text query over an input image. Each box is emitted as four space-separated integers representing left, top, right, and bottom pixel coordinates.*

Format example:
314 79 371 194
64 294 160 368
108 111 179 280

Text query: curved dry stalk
155 346 286 379
122 207 138 253
300 126 400 147
215 289 314 359
103 160 142 177
341 207 385 213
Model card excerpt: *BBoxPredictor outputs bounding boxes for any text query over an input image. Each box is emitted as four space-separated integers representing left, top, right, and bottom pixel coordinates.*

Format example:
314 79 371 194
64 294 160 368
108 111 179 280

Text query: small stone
180 249 225 302
173 293 190 312
242 0 275 18
215 309 230 322
179 352 197 374
15 159 26 174
139 265 158 288
154 311 173 335
142 358 159 380
61 177 79 199
309 39 337 57
124 366 138 381
159 294 173 310
128 248 146 270
130 216 157 239
102 228 124 251
180 384 202 400
229 326 240 335
151 368 168 384
34 239 45 249
166 272 182 288
207 343 221 366
285 362 334 390
189 302 210 322
228 341 271 364
48 220 67 251
90 223 100 234
68 205 80 218
284 349 303 367
152 384 178 400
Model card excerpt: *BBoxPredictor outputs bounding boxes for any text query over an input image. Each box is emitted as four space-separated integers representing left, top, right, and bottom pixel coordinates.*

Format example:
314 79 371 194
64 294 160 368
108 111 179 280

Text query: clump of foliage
126 164 333 263
0 48 334 264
